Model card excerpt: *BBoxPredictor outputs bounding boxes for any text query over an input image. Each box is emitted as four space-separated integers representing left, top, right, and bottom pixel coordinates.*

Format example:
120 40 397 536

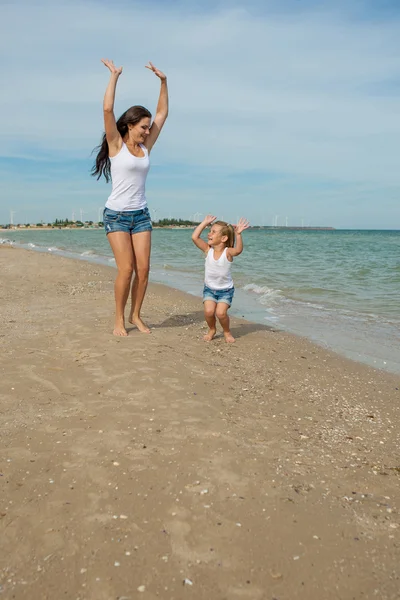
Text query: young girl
192 215 250 343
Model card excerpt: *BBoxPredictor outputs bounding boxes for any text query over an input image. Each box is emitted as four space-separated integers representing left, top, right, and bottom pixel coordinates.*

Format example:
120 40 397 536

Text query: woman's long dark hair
91 105 152 182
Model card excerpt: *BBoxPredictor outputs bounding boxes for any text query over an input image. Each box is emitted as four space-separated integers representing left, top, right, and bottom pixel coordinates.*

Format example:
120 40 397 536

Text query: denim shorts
103 206 152 235
203 284 235 306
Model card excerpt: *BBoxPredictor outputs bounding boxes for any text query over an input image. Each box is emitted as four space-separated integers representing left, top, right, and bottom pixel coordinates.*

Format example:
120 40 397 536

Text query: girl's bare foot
203 328 217 341
224 331 235 343
129 315 151 333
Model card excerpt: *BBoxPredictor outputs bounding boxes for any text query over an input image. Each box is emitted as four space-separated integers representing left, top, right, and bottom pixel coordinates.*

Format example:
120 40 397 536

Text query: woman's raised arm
144 62 169 153
101 58 123 155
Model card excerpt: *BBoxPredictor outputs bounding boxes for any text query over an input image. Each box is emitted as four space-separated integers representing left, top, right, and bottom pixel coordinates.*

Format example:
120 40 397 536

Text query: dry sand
0 246 399 600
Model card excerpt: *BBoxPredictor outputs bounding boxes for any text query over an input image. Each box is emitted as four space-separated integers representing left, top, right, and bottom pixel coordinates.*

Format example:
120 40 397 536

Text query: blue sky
1 0 400 228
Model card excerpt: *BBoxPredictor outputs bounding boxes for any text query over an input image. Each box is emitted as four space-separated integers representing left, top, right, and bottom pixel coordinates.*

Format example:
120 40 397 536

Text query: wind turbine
10 210 16 226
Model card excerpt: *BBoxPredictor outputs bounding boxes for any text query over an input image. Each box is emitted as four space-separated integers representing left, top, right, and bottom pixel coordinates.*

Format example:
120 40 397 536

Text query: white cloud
1 0 400 226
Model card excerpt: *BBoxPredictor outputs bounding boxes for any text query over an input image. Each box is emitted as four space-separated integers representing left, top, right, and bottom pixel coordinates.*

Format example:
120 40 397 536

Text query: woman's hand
101 58 123 76
234 218 250 234
145 61 167 81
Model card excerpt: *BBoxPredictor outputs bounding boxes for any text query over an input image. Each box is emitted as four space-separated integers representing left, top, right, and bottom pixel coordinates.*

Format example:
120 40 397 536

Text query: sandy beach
0 246 399 600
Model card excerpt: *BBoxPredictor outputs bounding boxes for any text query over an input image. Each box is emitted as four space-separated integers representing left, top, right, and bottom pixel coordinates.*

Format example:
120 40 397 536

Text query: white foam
244 283 279 296
243 283 282 306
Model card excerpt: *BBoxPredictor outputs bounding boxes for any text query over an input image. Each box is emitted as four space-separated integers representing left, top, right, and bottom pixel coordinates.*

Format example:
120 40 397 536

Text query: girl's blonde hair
213 221 235 248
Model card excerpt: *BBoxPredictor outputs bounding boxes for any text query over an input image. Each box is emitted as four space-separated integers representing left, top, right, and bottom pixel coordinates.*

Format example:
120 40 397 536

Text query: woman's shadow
152 310 204 329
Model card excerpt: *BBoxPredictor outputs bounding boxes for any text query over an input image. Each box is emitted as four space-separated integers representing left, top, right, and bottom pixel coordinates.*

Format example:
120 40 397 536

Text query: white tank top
205 247 233 290
105 143 150 211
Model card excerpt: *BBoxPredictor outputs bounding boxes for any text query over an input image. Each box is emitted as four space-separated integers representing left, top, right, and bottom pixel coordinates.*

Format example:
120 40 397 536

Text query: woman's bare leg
129 231 151 333
107 232 134 336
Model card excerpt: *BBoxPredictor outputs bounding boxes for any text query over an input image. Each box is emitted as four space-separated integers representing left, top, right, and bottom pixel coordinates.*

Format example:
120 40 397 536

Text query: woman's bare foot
129 315 151 333
203 328 217 342
224 331 235 343
113 318 128 337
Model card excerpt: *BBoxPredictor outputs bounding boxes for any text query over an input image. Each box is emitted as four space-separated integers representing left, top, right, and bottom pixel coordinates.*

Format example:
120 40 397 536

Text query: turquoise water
1 228 399 374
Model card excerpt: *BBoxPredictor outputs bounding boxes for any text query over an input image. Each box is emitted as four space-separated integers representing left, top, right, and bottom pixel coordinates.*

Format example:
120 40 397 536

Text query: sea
1 227 399 375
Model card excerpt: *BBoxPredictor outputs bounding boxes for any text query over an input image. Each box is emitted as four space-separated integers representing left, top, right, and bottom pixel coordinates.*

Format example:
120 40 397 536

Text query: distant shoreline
1 225 336 231
3 226 400 232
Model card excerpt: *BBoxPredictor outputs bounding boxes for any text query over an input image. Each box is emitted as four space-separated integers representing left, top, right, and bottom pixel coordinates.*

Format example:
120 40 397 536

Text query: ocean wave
261 292 400 328
81 250 96 256
244 283 280 295
47 246 60 252
161 263 181 271
28 243 36 248
285 286 345 297
0 238 13 245
243 283 282 306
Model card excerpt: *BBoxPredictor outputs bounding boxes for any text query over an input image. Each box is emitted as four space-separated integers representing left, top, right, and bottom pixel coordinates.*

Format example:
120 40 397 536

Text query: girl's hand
101 58 123 76
234 217 250 234
203 214 217 226
145 61 167 81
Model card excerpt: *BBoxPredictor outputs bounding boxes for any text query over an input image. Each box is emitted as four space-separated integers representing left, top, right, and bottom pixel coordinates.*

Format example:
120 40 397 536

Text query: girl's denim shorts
103 206 152 235
203 284 235 306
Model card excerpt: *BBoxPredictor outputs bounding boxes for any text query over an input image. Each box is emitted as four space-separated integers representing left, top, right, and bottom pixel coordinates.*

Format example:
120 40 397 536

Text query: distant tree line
2 217 200 229
154 218 198 227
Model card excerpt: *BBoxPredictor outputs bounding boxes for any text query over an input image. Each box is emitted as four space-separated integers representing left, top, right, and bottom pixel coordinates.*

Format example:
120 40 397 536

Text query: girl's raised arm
192 215 216 253
101 58 123 155
227 218 250 257
144 62 169 153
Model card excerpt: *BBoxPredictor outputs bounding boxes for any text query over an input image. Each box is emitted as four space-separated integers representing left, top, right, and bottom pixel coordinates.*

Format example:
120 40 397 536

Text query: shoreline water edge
1 228 399 375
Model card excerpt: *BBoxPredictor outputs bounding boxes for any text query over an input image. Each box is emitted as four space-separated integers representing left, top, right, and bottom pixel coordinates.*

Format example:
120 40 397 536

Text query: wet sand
0 246 399 599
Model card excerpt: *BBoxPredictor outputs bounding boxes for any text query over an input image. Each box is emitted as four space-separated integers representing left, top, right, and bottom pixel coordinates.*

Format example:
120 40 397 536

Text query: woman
92 58 168 336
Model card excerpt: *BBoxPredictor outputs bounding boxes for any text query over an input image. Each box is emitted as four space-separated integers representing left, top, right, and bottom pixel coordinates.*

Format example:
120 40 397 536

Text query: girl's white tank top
205 247 233 290
105 143 150 211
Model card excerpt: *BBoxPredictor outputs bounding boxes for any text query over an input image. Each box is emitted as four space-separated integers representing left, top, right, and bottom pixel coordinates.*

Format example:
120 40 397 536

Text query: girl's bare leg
216 303 235 343
203 300 217 341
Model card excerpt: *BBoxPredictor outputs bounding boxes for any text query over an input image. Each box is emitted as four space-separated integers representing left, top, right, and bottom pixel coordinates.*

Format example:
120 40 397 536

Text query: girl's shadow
152 311 276 339
229 322 275 338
